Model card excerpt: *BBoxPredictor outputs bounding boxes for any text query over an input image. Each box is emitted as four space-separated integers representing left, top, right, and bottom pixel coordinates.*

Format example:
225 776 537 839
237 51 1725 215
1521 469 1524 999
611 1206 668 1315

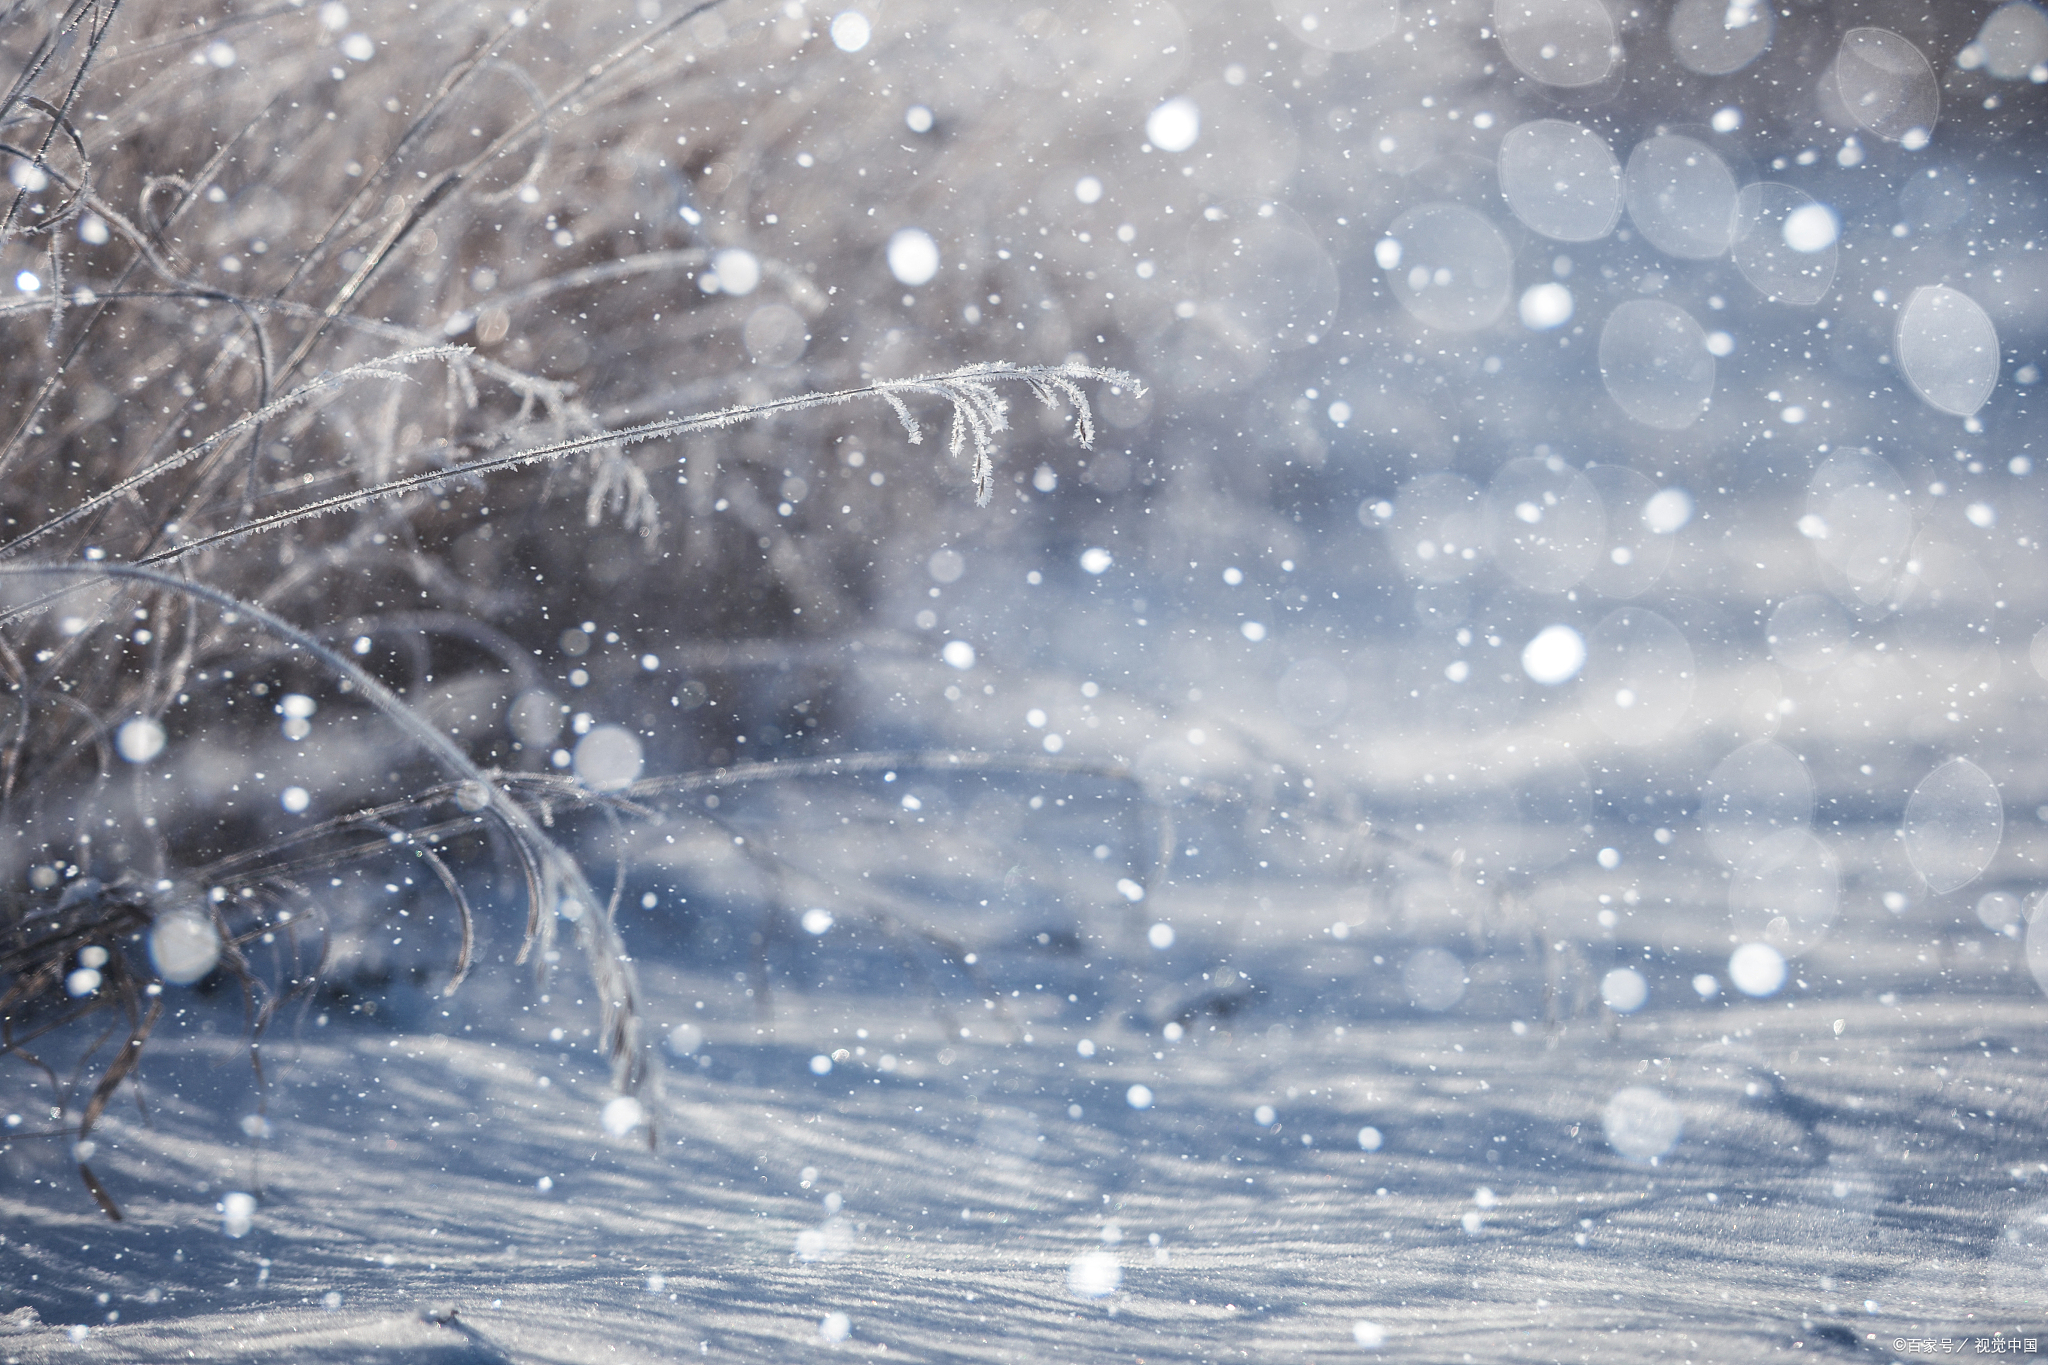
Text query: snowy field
8 835 2048 1363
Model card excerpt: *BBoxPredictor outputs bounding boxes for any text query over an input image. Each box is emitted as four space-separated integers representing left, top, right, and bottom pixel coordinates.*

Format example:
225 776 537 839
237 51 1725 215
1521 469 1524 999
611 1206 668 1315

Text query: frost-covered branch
134 360 1137 565
0 360 1136 629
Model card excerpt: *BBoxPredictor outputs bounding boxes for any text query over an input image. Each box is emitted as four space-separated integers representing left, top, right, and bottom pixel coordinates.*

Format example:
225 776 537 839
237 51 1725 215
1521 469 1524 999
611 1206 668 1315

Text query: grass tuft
0 0 1132 1215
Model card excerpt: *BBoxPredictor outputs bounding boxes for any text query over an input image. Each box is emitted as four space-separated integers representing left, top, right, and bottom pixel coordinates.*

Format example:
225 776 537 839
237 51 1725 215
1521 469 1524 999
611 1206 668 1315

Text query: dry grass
0 0 1138 1216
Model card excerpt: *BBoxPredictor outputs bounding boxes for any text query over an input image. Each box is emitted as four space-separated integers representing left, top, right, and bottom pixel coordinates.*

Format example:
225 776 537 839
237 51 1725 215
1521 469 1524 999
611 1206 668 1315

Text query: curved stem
0 562 653 1105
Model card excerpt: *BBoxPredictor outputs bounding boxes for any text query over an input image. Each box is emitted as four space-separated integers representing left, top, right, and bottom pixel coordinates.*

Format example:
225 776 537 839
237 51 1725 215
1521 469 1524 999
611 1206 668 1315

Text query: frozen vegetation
2 0 2048 1359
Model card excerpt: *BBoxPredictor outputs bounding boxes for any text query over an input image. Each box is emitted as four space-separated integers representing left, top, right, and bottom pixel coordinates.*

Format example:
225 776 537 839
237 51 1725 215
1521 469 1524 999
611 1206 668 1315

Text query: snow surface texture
5 908 2046 1363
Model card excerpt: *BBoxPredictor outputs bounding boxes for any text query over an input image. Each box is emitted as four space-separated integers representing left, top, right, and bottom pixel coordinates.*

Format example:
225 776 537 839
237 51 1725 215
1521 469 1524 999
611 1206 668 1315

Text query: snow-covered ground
8 860 2048 1363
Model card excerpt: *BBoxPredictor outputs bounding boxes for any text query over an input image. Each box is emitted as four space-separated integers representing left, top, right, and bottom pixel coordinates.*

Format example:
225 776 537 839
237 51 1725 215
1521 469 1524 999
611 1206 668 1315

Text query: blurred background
4 0 2048 1114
